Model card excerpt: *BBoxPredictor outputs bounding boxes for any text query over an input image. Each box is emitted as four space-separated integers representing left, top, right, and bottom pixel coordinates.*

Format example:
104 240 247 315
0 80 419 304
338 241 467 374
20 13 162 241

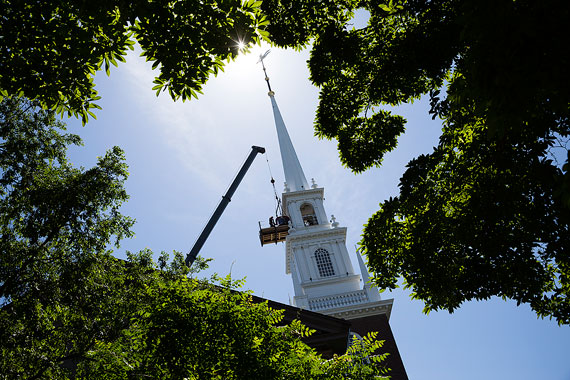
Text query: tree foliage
0 99 389 379
0 97 134 305
74 253 390 380
0 0 269 123
295 0 570 323
0 97 133 378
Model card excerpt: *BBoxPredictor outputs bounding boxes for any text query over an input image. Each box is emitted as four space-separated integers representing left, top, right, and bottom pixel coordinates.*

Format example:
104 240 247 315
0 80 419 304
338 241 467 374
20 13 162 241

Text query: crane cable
265 153 283 217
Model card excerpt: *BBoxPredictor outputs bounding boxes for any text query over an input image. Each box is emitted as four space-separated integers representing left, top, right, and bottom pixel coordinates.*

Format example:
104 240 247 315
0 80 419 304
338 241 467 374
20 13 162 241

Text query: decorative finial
311 178 318 189
330 215 339 228
257 50 273 95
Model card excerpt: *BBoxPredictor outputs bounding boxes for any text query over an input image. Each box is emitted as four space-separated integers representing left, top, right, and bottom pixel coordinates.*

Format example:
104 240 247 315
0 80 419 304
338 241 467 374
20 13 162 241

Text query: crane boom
185 145 266 267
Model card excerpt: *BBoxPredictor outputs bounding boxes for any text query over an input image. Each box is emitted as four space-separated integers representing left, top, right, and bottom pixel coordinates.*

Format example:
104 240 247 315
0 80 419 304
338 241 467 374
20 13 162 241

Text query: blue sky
65 43 570 380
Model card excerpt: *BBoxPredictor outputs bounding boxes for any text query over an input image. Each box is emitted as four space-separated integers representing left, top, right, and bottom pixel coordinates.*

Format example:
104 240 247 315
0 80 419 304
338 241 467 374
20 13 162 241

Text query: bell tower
259 53 393 321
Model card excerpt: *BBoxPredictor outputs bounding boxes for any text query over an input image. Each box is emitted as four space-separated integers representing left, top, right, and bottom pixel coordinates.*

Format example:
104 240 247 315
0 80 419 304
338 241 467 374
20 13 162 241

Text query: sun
237 40 246 51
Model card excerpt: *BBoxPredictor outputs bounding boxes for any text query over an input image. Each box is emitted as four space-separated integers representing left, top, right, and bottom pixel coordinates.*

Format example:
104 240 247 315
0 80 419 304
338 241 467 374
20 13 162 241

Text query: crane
185 145 266 267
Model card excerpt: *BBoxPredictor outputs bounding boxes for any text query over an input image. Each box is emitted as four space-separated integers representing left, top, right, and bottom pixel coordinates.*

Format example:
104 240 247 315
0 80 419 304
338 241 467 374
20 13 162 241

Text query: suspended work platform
259 222 289 246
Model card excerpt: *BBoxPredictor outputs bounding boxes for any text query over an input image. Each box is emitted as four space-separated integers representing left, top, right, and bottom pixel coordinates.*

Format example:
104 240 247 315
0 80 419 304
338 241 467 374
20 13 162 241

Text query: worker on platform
276 215 289 226
269 216 275 227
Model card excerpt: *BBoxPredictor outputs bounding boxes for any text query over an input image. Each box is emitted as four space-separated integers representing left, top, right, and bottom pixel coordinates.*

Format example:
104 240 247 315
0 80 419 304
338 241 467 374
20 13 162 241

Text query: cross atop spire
258 51 309 192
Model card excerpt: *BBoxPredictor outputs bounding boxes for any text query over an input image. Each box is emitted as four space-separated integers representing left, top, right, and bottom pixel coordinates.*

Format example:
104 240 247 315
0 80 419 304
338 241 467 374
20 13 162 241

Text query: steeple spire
258 51 309 192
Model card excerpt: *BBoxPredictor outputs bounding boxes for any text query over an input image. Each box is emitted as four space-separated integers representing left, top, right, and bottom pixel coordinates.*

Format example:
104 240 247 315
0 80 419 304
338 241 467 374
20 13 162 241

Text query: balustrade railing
308 290 369 311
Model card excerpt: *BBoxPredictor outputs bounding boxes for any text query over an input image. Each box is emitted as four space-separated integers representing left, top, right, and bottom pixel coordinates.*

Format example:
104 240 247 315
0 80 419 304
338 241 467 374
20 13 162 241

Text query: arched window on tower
314 248 335 277
300 203 318 226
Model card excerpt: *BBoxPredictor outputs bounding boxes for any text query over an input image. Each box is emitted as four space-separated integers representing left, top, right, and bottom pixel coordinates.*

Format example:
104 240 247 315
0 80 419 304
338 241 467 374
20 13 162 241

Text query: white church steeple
259 51 309 192
268 95 309 192
259 52 393 320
